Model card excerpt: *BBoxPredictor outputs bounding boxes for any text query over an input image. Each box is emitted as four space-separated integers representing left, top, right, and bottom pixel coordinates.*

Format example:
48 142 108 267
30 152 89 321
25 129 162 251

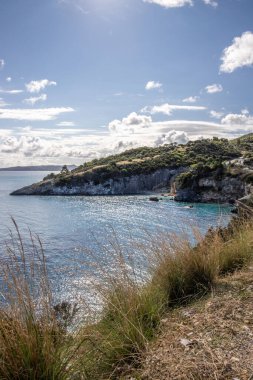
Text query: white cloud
241 108 249 115
56 121 76 127
202 0 218 7
221 112 253 125
26 79 57 93
210 110 224 119
143 0 193 8
0 89 23 94
6 77 12 82
142 103 207 116
205 83 223 94
2 90 23 95
155 130 189 145
0 137 22 153
0 107 74 121
220 31 253 73
23 94 47 106
0 135 50 157
0 59 5 70
109 112 152 134
145 81 163 90
182 96 199 103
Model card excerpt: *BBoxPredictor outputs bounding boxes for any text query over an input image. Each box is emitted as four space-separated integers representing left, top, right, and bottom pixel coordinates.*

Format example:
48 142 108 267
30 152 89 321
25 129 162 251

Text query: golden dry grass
0 216 252 379
140 266 253 380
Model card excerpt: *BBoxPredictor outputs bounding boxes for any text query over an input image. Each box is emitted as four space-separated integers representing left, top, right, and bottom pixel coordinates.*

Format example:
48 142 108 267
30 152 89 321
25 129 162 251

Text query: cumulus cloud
202 0 218 7
1 137 22 153
0 136 44 156
221 112 253 125
0 107 74 121
6 77 12 82
26 79 57 93
23 94 47 106
0 59 5 70
210 110 224 119
145 81 163 90
155 130 189 146
0 135 78 159
182 96 199 103
205 84 223 94
143 0 193 8
220 31 253 73
142 103 207 116
108 112 152 134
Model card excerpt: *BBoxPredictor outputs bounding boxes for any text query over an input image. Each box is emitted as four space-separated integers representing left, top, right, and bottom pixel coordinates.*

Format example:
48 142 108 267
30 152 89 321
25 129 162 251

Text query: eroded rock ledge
11 168 184 196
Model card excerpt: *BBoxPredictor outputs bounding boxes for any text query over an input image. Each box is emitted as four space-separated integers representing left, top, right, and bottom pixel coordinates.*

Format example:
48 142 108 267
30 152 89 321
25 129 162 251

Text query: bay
0 171 232 304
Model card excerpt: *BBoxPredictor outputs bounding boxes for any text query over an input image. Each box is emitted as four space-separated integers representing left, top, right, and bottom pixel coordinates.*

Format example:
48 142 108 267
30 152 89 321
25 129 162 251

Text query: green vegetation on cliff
48 135 253 187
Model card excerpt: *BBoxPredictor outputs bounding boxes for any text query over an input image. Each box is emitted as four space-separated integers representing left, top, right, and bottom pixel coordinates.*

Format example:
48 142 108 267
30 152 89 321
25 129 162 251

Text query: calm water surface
0 171 232 303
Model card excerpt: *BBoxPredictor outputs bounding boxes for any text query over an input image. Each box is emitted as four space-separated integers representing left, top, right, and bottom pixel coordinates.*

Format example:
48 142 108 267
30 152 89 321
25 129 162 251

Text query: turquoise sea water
0 171 232 303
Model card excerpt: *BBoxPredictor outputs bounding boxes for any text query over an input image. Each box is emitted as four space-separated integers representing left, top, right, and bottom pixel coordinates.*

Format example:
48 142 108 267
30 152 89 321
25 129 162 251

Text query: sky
0 0 253 167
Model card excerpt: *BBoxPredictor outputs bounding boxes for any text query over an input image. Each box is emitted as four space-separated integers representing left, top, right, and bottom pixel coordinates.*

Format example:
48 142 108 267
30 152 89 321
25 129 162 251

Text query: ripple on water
0 172 233 305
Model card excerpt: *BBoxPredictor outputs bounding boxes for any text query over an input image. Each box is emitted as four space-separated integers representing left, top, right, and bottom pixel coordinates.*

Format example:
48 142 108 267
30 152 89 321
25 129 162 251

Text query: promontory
11 134 253 203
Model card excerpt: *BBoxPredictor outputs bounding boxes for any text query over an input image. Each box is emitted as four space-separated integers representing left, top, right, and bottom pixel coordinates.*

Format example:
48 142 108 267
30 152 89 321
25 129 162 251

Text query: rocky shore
10 168 184 196
11 135 253 204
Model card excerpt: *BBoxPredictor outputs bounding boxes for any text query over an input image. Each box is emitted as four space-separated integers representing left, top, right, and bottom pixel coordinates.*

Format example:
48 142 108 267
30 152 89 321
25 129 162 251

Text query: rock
149 197 159 202
11 168 185 196
180 338 193 347
175 176 246 203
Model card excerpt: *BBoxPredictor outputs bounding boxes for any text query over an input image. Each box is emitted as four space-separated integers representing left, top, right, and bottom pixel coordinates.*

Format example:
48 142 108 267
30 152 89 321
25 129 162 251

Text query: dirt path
139 267 253 380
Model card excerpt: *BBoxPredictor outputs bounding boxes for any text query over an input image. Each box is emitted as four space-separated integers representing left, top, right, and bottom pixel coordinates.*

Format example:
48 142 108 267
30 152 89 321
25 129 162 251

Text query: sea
0 171 232 306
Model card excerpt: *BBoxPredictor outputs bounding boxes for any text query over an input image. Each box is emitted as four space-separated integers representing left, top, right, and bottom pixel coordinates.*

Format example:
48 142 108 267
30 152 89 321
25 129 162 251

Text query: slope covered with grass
0 209 253 379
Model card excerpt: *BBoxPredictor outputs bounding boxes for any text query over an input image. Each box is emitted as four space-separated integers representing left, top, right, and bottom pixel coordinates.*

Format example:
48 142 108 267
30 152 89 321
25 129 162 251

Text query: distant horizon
0 164 77 170
0 0 253 167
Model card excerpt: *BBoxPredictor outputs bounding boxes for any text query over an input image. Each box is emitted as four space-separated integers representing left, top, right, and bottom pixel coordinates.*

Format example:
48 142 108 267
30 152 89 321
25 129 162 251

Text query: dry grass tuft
0 215 252 379
0 220 82 380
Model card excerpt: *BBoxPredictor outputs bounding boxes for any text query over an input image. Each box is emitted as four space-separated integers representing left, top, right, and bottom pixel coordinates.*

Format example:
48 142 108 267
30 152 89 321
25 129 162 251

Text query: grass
140 266 253 379
0 215 252 379
0 221 81 380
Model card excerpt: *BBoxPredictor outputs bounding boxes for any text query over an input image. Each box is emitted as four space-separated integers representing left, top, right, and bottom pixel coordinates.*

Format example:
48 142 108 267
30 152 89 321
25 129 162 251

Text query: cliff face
11 168 184 196
174 176 251 203
10 135 253 202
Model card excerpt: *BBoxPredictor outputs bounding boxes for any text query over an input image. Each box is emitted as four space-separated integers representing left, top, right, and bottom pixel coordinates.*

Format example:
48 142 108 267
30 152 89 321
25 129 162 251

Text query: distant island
0 165 77 172
10 134 253 203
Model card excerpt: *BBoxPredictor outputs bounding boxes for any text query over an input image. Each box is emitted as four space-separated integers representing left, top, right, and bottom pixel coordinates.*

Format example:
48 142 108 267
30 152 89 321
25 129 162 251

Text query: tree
61 165 69 174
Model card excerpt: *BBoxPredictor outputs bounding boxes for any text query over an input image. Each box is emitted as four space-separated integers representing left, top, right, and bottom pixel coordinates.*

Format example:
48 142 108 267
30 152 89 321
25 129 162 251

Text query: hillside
138 265 253 380
10 134 253 201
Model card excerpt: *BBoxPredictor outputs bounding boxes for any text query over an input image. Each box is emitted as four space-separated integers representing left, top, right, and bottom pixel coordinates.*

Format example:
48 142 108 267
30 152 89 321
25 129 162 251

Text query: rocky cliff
174 176 251 203
11 168 185 196
11 135 253 202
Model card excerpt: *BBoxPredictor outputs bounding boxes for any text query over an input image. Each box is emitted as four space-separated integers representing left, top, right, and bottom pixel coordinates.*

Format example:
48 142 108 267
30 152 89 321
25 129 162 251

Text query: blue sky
0 0 253 166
